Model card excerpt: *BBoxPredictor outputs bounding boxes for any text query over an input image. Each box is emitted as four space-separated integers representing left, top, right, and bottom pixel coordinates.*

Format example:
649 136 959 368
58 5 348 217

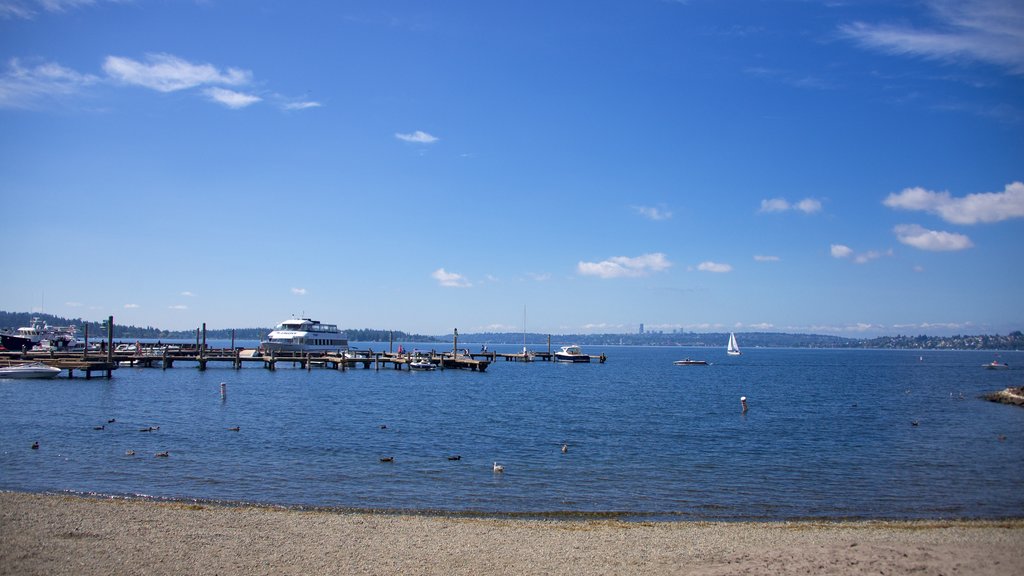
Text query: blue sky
2 0 1022 337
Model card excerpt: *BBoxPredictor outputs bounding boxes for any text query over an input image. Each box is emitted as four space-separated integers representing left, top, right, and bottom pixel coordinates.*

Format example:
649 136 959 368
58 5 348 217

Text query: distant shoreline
2 491 1022 576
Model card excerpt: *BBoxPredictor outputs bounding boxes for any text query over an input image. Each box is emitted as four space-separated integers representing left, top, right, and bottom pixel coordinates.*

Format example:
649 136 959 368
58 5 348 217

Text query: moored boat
0 317 78 352
554 345 590 363
260 318 349 354
0 362 62 379
673 358 708 366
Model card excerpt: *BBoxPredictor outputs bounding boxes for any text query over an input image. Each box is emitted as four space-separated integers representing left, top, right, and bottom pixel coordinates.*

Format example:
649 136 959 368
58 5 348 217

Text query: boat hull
0 334 33 352
674 360 708 365
554 353 590 363
0 363 62 379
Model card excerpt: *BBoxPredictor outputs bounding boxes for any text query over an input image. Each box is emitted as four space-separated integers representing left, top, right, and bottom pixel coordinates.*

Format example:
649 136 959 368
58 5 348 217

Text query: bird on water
493 462 504 473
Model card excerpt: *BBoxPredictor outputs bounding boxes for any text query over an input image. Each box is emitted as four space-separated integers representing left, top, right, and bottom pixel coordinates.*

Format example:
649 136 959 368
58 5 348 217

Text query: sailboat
727 332 741 356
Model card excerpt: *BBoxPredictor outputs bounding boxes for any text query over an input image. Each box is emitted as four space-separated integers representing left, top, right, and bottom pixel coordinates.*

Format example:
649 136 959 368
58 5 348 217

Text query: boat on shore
727 332 741 356
260 318 349 354
673 358 708 366
0 361 62 379
554 345 590 363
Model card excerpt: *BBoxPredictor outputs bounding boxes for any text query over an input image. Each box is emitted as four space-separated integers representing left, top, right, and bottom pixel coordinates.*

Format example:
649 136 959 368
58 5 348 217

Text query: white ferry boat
260 318 349 354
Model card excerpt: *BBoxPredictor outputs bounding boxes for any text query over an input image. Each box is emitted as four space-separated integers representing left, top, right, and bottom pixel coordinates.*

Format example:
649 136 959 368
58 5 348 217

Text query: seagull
125 450 135 456
911 420 920 426
155 451 169 458
448 455 461 461
227 426 240 432
107 418 116 423
561 443 568 454
493 462 504 473
93 425 105 431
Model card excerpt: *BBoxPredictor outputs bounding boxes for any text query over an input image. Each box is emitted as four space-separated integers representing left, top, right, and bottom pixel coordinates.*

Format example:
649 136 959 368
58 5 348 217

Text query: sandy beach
1 492 1021 575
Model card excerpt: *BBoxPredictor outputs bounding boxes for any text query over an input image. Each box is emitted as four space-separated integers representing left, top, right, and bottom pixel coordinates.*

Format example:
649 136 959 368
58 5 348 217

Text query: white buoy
740 396 748 413
220 382 227 398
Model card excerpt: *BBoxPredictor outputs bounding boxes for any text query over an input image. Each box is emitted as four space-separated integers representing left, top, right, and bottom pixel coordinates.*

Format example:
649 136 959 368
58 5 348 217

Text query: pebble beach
2 492 1021 575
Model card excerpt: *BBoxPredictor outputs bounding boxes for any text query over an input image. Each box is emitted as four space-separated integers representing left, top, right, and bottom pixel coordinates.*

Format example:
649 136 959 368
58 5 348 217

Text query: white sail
727 332 741 355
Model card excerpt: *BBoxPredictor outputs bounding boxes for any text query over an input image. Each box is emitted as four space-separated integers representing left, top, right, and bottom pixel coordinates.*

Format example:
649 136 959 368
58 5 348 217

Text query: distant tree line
1 311 1020 350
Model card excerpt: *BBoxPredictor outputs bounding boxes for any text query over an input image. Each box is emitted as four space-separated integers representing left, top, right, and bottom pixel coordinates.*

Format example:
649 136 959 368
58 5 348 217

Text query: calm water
1 344 1022 520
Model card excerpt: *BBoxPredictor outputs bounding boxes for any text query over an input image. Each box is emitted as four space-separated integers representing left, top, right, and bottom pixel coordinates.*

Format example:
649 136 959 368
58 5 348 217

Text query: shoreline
3 492 1022 575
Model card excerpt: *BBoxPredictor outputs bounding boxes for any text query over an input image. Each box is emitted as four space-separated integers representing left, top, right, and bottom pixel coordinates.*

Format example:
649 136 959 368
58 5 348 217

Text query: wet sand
2 492 1022 575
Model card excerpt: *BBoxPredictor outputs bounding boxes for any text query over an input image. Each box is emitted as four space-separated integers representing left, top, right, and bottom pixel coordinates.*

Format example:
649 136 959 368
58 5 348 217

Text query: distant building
639 323 644 335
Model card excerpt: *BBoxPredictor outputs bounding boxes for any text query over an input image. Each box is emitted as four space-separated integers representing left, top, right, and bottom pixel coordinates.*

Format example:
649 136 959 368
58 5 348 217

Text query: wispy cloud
204 87 261 109
0 58 99 109
432 268 471 288
104 54 251 93
396 130 439 144
632 205 673 221
831 243 892 263
759 197 823 214
1 0 111 19
840 0 1024 75
123 303 139 309
180 291 195 297
168 304 188 310
291 287 307 296
894 224 973 251
282 100 322 111
695 261 733 273
883 181 1024 224
754 255 780 262
577 253 672 279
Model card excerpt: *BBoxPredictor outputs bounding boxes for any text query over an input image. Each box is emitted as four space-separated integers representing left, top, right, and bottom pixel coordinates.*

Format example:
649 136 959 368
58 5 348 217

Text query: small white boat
409 358 436 371
673 358 708 366
983 360 1009 370
554 345 590 363
727 332 741 356
0 362 62 379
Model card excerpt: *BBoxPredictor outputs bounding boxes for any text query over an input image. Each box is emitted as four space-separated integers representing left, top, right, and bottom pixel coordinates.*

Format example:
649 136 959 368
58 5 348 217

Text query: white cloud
283 100 322 111
632 205 672 220
65 301 82 307
168 304 188 310
840 0 1024 75
830 244 854 258
760 198 791 213
123 303 139 309
432 268 471 288
180 291 195 297
883 182 1024 224
396 130 439 144
759 197 822 214
204 87 261 109
0 58 99 109
1 0 109 19
103 54 251 93
853 249 892 264
291 287 307 296
753 255 780 262
696 261 733 273
894 224 974 251
577 253 672 279
794 198 823 214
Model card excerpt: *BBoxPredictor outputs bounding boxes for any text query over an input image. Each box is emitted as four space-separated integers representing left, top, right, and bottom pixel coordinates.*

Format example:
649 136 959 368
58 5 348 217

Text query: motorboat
554 345 590 363
0 362 62 379
0 317 78 352
260 318 349 354
983 360 1009 370
673 358 708 366
727 332 741 356
409 358 436 371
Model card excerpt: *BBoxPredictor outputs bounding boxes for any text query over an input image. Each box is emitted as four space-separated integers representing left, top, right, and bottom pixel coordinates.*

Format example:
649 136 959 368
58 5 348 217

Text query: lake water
1 344 1022 520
